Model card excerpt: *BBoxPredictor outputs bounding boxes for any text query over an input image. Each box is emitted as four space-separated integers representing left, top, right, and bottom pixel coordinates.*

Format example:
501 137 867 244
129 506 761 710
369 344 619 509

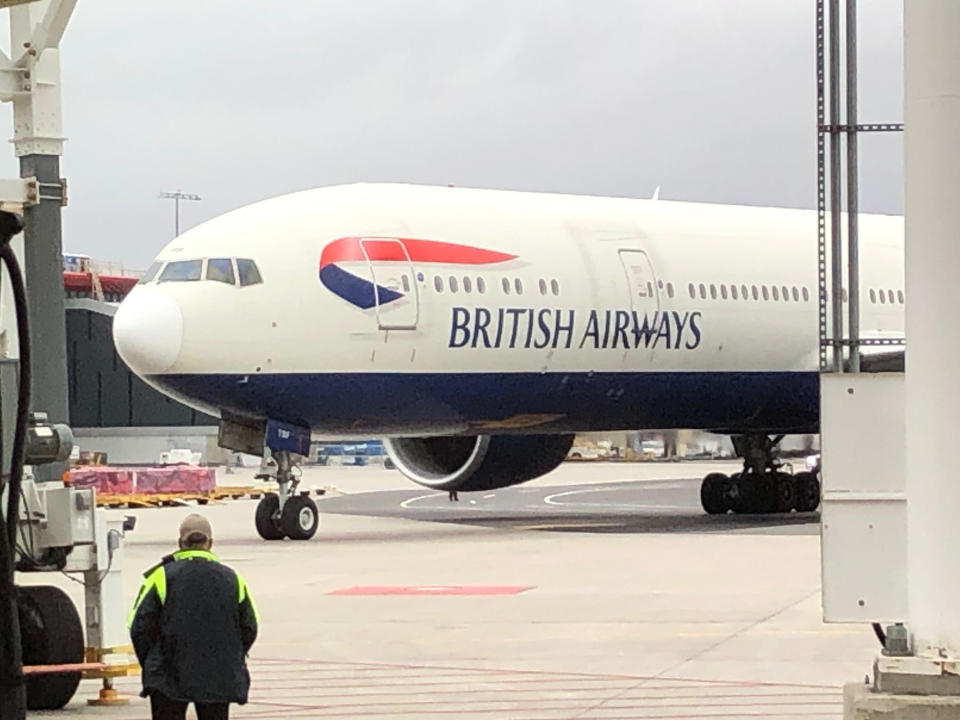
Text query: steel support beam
828 0 844 372
845 0 860 373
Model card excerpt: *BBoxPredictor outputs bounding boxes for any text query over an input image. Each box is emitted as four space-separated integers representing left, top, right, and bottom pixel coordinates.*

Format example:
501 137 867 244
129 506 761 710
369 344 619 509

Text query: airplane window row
143 258 263 287
433 275 488 295
686 282 811 303
638 281 677 299
869 288 905 305
431 275 561 297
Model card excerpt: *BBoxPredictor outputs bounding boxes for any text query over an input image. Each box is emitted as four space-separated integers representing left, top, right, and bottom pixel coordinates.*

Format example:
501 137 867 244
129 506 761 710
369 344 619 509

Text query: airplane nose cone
113 288 183 375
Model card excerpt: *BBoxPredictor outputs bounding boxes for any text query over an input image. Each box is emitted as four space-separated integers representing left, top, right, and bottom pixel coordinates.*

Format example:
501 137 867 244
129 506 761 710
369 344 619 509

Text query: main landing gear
700 434 821 515
253 450 319 541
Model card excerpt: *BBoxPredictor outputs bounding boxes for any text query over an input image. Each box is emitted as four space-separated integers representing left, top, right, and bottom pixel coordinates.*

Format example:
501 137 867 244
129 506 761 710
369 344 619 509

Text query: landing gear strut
254 450 319 541
700 434 821 515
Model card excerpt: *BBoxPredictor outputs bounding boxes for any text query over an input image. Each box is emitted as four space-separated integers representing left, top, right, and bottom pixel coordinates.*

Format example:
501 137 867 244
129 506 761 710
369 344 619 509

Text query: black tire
281 495 319 540
774 472 798 513
17 585 84 710
255 494 285 540
736 473 778 514
700 473 729 514
794 472 821 512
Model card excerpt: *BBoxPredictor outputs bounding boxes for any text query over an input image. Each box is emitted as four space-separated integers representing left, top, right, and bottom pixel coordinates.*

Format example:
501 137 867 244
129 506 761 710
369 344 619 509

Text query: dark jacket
128 549 258 704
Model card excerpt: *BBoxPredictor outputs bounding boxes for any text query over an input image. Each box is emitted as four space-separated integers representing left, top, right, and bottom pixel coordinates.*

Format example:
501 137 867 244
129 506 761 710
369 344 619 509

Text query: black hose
1 240 29 553
873 622 886 648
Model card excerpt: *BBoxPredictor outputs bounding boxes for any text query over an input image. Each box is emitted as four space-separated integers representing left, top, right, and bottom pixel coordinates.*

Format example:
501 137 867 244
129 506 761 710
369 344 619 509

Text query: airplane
112 183 904 541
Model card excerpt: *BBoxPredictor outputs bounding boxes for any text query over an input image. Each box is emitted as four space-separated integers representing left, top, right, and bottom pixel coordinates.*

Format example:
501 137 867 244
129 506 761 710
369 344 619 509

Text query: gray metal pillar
19 154 67 481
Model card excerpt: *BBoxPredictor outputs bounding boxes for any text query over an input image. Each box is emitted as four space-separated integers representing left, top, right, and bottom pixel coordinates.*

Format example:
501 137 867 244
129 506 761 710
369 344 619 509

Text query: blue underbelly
149 371 820 436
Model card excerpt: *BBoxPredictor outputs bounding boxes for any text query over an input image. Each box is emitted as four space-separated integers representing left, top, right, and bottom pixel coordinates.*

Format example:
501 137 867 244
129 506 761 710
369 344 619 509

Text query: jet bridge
818 1 960 716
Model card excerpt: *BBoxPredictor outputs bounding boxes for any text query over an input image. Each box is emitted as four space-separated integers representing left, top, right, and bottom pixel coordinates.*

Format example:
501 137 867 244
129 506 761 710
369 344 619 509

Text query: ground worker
128 514 258 720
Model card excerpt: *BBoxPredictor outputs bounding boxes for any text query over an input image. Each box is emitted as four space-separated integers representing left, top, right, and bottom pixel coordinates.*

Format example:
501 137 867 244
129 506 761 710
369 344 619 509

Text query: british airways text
448 307 703 350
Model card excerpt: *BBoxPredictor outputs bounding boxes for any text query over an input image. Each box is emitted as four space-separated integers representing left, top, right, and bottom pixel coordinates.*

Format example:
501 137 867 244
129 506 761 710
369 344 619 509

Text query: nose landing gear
253 449 319 541
700 434 821 515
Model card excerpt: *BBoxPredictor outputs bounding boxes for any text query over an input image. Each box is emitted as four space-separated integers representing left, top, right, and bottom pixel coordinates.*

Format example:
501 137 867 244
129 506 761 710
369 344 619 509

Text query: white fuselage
113 183 903 437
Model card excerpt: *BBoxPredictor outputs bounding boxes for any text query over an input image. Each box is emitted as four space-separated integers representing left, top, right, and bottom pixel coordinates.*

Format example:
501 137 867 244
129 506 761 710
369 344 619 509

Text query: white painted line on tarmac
543 488 608 505
543 487 689 512
399 492 442 508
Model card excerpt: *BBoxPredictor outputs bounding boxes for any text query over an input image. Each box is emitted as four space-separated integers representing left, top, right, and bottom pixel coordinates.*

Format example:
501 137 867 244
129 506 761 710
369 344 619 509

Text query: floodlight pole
159 190 201 237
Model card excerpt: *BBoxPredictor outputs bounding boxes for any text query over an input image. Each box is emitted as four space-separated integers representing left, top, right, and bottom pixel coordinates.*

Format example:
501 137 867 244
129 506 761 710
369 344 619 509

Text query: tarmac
26 460 878 719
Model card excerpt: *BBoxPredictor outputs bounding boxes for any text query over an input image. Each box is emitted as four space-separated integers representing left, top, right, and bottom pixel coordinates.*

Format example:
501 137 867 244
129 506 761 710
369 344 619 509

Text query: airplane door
359 238 420 330
618 249 660 316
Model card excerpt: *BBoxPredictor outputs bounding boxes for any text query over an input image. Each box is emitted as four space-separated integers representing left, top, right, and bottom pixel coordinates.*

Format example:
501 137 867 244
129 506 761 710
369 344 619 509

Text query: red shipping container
135 466 216 494
69 467 135 494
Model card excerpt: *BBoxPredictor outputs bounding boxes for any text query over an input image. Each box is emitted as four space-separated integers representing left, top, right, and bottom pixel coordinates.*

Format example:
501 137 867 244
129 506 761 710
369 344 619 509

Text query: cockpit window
158 260 202 283
140 262 163 284
236 258 262 287
206 258 236 285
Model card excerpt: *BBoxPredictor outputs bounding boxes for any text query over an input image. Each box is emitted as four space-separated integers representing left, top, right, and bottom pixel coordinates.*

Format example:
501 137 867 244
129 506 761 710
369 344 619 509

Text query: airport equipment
0 208 138 715
0 5 140 716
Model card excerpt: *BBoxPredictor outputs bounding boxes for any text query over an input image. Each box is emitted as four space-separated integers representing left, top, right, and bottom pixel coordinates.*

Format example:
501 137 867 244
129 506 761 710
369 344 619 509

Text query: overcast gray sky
0 1 905 270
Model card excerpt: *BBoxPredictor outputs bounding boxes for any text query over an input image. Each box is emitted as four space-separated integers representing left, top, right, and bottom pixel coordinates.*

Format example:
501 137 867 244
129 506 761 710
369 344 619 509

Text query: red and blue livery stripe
319 237 516 309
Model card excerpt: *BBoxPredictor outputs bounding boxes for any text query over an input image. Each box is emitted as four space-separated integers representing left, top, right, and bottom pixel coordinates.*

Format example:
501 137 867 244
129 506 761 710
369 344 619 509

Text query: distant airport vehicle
113 183 903 539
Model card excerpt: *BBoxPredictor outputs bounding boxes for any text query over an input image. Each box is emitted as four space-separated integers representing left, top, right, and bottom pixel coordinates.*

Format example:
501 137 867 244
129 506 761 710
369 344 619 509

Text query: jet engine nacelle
383 434 575 491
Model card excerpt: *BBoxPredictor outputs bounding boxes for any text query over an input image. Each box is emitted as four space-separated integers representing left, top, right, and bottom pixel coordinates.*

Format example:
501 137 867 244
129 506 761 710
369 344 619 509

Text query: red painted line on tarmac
248 656 841 690
233 704 840 719
328 585 535 596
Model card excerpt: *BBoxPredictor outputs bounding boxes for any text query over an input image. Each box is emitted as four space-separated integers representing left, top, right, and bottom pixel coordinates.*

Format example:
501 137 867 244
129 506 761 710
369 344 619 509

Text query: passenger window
647 281 654 297
897 289 904 304
449 276 459 293
879 290 886 304
688 283 695 299
869 289 877 303
802 287 810 302
762 286 769 301
888 290 895 304
710 284 717 300
159 260 202 283
434 276 443 293
236 259 263 287
782 286 790 302
539 279 547 295
720 285 728 300
731 285 738 300
502 277 511 294
741 284 748 300
699 283 706 299
463 276 472 293
477 277 486 294
772 286 780 301
402 275 411 293
140 262 163 284
667 282 674 299
752 285 759 300
206 258 236 285
551 279 560 296
515 278 523 295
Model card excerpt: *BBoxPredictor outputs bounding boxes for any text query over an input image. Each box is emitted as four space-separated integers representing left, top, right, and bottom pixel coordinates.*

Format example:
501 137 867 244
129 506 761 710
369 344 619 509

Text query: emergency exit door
358 238 420 330
618 249 660 316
